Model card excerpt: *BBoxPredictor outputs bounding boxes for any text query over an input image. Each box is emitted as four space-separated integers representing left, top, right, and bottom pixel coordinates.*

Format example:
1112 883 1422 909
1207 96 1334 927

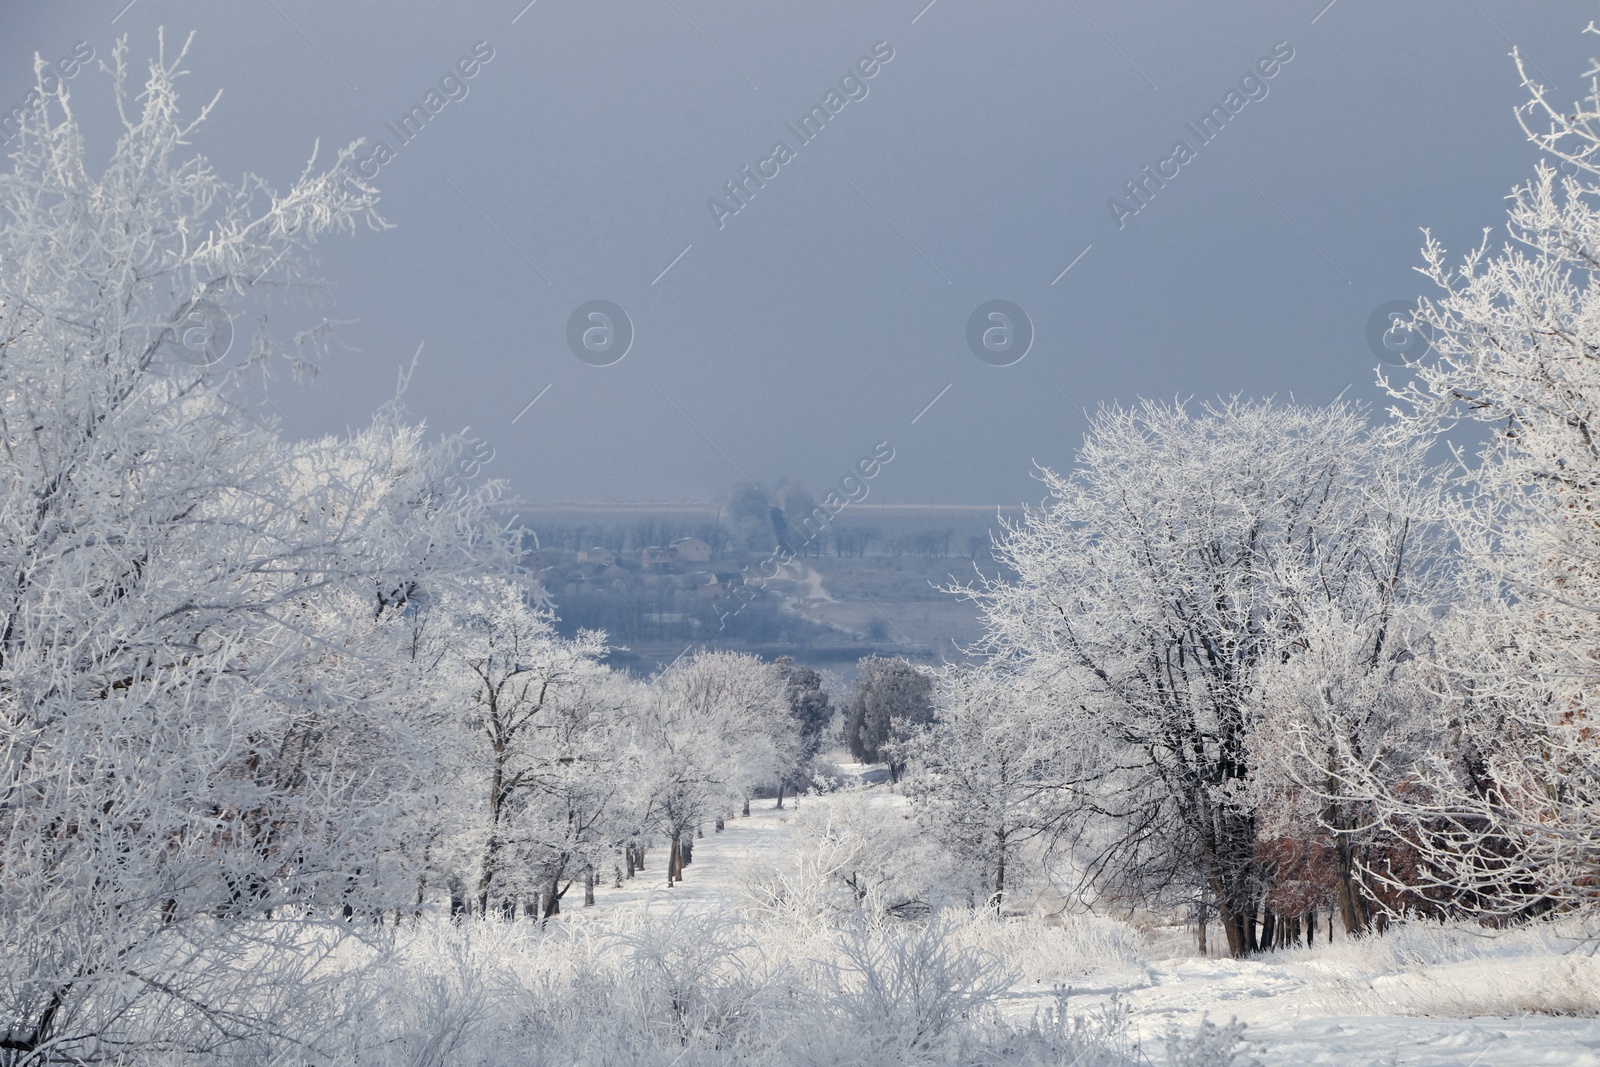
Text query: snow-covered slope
584 770 1600 1067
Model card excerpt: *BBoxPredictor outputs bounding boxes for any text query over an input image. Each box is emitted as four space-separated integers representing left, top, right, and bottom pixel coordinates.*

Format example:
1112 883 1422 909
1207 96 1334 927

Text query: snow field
560 775 1600 1067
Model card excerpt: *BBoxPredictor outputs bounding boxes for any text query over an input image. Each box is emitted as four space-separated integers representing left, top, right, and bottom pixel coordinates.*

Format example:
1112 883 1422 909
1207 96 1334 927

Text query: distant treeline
530 519 986 560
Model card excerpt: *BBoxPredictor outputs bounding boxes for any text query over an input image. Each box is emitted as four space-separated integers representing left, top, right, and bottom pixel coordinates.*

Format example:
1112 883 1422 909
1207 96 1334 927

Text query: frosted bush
943 910 1144 984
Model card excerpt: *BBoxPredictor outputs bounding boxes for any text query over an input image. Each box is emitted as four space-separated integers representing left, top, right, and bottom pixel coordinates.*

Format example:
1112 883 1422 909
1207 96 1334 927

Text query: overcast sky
3 1 1593 505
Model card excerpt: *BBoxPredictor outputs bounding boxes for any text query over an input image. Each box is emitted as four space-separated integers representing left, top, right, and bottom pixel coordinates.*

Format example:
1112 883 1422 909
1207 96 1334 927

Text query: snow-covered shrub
815 915 1015 1055
1277 919 1600 1019
606 911 776 1049
1162 1017 1259 1067
226 909 1213 1067
943 909 1144 985
734 787 981 927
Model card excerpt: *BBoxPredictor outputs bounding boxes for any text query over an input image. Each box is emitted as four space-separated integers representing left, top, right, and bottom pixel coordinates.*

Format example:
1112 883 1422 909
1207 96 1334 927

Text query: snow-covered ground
583 769 1600 1067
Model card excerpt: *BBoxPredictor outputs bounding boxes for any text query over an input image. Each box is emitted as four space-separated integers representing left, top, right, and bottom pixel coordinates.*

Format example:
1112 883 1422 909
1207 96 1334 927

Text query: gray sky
3 1 1591 505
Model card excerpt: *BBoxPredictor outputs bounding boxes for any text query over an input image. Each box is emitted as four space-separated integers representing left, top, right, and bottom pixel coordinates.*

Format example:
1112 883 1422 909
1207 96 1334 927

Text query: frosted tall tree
969 399 1436 956
1363 46 1600 919
772 655 831 806
0 37 506 1058
897 666 1064 911
428 578 613 918
845 655 933 781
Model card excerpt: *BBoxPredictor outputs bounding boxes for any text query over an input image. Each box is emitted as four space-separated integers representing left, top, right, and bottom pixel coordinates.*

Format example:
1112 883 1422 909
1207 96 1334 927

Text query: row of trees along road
0 39 828 1060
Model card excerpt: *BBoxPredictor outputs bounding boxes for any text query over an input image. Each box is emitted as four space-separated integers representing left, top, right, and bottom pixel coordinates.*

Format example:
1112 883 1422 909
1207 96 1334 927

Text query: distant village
519 500 1012 669
531 536 729 614
526 536 786 647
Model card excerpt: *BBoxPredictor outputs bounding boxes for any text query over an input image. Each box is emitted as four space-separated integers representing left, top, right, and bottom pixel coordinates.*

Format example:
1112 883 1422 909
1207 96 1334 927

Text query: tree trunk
476 835 499 916
448 874 467 923
585 866 596 907
742 797 750 817
776 783 785 809
667 830 683 885
992 827 1007 912
1203 829 1258 958
1335 842 1370 936
478 752 508 915
1328 798 1371 936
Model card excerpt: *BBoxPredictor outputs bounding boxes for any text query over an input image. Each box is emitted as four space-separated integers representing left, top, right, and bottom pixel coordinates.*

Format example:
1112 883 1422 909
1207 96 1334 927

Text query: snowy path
586 800 803 916
575 778 1600 1066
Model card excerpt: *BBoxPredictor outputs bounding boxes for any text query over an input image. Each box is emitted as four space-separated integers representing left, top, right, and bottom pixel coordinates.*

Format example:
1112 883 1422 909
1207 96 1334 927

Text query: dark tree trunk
992 827 1008 912
1202 799 1265 957
667 830 683 884
476 833 499 916
1328 799 1372 937
1336 842 1370 937
776 783 785 809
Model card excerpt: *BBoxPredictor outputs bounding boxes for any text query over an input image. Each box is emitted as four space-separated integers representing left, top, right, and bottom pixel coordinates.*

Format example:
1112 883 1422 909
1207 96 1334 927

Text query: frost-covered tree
1247 601 1444 937
845 656 932 781
772 655 831 806
897 666 1065 911
0 36 507 1058
426 579 611 917
969 399 1435 956
1361 46 1600 920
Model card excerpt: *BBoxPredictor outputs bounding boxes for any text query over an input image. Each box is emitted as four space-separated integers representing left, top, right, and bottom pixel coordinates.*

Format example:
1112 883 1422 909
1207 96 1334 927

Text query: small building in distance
577 546 617 566
671 536 711 563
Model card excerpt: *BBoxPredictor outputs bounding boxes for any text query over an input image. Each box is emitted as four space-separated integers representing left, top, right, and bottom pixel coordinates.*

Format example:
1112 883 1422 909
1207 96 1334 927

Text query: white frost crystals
0 33 510 1061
